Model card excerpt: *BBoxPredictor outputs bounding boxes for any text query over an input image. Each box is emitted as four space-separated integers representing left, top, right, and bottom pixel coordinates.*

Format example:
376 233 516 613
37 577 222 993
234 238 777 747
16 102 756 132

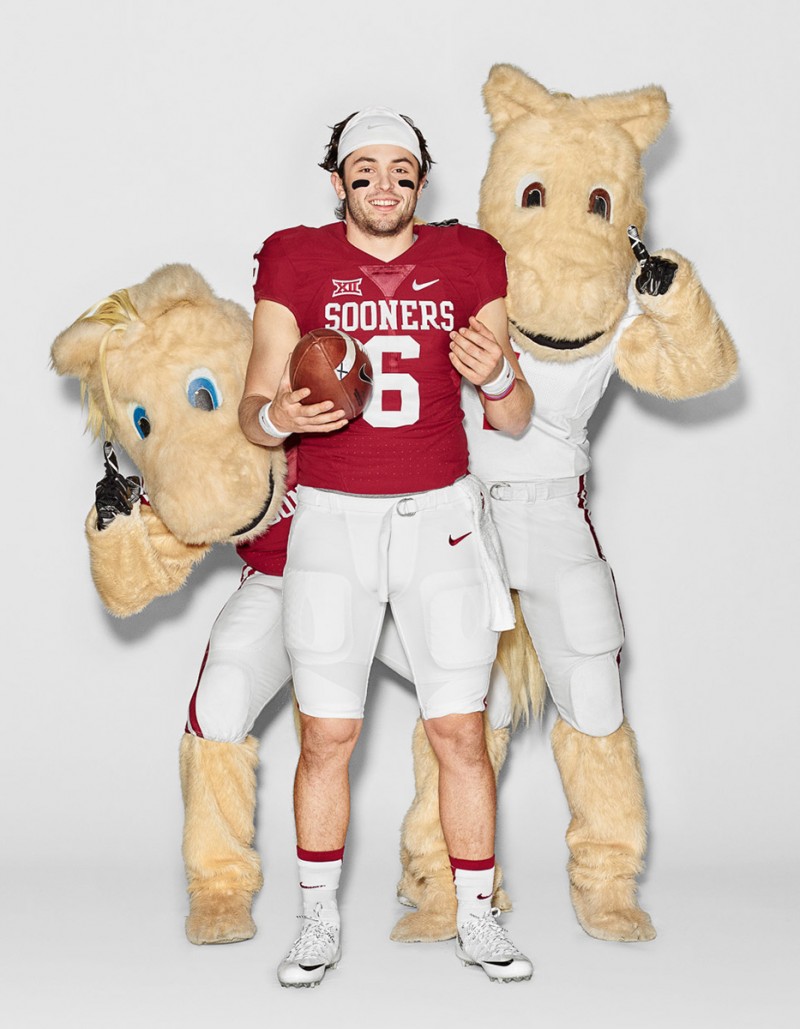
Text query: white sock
453 863 495 927
298 857 342 921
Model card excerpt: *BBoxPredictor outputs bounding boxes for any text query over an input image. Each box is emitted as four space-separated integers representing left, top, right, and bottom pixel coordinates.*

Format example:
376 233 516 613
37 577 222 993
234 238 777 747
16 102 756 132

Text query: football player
239 107 533 986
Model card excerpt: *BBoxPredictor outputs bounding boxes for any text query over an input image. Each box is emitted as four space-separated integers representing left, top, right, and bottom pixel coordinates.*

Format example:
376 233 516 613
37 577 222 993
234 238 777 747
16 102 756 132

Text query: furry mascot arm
82 441 209 616
85 499 209 617
616 237 738 399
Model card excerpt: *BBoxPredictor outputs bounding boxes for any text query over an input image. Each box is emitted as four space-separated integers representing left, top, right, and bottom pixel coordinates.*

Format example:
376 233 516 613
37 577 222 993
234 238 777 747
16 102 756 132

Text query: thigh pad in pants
505 497 626 737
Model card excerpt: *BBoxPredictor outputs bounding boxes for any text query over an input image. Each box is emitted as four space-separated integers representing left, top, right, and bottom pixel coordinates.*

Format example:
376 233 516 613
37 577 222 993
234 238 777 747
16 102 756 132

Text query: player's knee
191 661 254 744
299 714 362 769
423 710 487 768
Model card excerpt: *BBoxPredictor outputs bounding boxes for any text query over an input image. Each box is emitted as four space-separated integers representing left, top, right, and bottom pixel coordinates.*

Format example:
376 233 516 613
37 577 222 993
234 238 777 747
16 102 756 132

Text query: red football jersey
235 444 298 576
253 222 507 494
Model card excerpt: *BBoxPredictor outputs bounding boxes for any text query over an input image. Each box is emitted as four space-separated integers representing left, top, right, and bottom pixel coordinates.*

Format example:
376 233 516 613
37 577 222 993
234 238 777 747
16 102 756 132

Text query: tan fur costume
52 265 286 944
394 65 737 944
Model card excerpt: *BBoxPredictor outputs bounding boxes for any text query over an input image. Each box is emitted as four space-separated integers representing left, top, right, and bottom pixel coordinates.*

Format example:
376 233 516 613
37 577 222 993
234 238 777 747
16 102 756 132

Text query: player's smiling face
332 144 424 239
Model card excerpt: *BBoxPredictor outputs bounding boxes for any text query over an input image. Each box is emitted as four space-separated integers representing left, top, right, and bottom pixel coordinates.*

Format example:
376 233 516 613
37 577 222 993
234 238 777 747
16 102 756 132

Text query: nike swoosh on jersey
448 532 472 546
412 278 440 291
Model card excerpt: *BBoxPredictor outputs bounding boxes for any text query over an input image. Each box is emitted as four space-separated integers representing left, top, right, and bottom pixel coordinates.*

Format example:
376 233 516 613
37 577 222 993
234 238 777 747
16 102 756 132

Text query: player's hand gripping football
95 442 143 531
449 316 504 386
267 358 348 436
627 226 678 296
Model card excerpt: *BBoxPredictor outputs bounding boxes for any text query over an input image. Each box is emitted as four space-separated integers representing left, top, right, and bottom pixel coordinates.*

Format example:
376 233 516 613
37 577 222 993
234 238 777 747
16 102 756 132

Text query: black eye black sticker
397 179 416 189
351 179 370 189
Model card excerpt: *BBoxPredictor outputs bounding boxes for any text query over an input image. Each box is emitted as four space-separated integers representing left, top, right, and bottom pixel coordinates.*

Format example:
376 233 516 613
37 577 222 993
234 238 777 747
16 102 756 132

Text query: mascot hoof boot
395 868 424 909
390 905 457 943
390 880 457 942
186 890 257 945
570 885 656 942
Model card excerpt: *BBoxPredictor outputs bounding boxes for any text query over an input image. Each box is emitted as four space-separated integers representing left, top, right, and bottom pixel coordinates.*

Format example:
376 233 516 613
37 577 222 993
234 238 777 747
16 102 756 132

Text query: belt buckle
489 482 510 500
397 497 418 517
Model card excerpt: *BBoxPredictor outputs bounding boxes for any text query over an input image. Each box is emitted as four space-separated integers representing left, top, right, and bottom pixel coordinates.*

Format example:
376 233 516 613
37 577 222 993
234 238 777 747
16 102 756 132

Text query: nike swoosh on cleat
476 893 493 900
300 883 324 889
448 532 472 546
412 278 439 291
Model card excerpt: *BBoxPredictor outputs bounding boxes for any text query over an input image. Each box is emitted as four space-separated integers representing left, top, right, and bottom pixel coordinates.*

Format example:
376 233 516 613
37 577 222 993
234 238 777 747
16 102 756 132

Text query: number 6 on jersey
362 334 421 428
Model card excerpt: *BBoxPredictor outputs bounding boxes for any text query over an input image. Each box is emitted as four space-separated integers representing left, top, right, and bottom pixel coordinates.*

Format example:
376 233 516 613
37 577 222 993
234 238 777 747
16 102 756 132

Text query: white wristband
258 401 291 439
480 356 516 400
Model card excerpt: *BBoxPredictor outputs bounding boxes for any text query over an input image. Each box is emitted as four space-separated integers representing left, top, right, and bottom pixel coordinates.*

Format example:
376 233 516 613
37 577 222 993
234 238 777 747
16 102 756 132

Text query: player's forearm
480 378 533 435
239 393 288 448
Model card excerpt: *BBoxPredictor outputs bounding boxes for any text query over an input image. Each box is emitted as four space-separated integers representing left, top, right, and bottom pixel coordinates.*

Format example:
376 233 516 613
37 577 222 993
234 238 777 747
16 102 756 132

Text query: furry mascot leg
390 717 510 943
551 718 656 942
180 733 263 945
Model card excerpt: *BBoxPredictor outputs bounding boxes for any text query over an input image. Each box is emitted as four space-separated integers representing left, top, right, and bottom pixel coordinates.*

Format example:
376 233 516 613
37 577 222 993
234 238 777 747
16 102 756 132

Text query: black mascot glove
95 442 142 531
627 226 678 296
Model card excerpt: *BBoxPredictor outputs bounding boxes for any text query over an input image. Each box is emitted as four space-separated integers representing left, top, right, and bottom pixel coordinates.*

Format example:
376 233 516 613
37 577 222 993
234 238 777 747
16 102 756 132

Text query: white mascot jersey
463 290 640 481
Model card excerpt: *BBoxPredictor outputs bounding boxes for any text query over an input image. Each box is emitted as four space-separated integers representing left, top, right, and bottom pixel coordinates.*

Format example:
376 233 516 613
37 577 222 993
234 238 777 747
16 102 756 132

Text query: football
289 328 373 420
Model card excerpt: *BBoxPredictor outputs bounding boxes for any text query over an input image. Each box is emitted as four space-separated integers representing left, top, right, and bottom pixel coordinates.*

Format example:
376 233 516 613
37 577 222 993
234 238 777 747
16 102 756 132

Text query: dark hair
320 111 434 220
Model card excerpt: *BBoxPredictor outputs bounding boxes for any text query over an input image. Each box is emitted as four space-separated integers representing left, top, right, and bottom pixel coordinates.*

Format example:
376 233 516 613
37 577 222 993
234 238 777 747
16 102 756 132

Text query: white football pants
282 481 500 720
487 476 625 737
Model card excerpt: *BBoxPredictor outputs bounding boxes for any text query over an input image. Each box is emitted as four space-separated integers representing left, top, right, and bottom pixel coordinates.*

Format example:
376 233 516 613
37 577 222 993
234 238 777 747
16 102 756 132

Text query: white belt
488 477 581 503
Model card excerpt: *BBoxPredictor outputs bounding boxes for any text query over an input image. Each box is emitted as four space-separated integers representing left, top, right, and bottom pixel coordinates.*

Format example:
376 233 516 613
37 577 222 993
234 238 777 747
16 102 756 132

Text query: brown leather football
289 328 373 420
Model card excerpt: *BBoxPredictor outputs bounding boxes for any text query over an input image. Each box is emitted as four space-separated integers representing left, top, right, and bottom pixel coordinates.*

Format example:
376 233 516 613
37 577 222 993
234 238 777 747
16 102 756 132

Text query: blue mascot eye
132 405 151 439
187 374 220 411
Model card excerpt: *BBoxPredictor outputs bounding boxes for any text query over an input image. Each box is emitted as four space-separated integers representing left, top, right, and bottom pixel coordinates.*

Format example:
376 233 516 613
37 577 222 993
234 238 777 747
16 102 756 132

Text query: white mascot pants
488 476 625 737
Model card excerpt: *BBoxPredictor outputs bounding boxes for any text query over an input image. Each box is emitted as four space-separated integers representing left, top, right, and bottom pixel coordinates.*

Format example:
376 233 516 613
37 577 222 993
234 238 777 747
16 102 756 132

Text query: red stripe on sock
297 846 345 862
449 855 495 872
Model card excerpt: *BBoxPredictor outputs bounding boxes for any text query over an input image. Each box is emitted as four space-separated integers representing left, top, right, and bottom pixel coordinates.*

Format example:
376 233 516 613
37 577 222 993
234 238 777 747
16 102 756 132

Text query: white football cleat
455 908 533 983
277 904 341 989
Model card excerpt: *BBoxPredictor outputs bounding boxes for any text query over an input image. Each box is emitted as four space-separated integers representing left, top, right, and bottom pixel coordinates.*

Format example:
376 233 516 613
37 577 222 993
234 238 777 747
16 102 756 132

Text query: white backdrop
2 1 797 1026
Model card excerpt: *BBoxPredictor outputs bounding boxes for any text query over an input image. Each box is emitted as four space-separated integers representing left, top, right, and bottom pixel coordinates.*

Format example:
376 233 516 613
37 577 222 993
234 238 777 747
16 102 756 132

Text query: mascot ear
134 263 216 321
50 264 215 382
483 65 669 154
51 289 143 438
588 85 670 153
51 317 109 381
483 63 559 133
51 295 138 383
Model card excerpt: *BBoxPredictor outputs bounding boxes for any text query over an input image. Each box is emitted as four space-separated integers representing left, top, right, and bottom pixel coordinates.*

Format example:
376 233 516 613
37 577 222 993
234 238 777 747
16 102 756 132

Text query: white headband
336 107 422 167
